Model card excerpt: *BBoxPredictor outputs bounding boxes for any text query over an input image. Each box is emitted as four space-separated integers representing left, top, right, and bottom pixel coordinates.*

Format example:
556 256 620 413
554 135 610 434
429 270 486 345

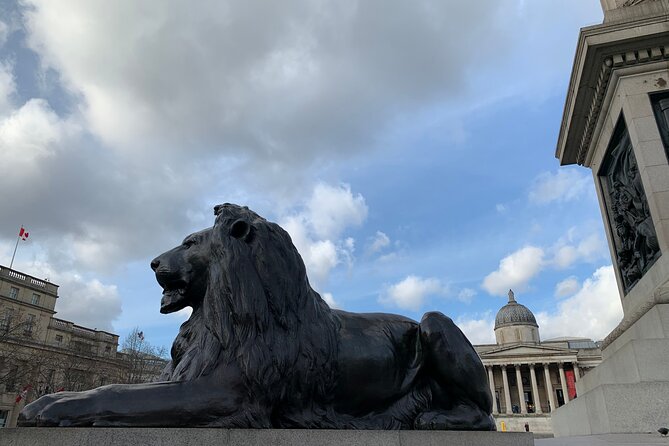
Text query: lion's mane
163 204 340 427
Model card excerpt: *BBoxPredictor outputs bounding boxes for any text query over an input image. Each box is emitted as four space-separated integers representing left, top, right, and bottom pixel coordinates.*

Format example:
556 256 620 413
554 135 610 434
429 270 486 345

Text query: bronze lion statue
20 204 494 429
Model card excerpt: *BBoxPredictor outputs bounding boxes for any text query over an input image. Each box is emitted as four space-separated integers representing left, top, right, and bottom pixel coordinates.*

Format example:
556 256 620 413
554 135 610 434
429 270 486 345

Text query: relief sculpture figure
20 204 494 430
603 124 660 292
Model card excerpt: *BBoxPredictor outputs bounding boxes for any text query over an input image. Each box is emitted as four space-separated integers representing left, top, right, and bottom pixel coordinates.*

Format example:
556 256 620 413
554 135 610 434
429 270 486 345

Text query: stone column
529 363 542 414
515 364 527 414
558 362 570 403
543 363 556 412
487 366 498 414
572 362 580 382
501 365 512 414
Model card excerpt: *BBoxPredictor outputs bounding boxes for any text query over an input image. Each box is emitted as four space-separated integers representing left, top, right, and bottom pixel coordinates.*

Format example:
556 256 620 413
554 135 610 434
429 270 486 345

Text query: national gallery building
473 291 603 434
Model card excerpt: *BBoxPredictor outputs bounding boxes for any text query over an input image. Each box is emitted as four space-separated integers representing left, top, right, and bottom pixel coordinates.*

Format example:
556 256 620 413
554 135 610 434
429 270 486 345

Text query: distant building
474 290 603 434
0 265 127 427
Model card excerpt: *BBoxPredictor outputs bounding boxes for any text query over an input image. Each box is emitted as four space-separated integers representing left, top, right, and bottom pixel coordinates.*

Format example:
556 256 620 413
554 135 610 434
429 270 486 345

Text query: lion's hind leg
417 312 494 430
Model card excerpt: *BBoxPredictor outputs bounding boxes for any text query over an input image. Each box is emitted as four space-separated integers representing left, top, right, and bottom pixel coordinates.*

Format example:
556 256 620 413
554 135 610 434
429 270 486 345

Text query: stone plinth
552 305 669 435
0 428 533 446
554 0 669 437
494 415 553 435
552 381 669 436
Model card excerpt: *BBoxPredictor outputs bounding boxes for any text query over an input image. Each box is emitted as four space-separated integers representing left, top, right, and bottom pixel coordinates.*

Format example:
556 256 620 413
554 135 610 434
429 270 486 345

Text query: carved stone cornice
556 12 669 166
576 46 669 165
583 46 669 166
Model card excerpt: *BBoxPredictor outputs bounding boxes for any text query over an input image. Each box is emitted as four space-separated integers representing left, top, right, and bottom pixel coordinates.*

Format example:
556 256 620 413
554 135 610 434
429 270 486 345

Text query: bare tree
119 327 168 384
0 305 119 401
0 305 45 393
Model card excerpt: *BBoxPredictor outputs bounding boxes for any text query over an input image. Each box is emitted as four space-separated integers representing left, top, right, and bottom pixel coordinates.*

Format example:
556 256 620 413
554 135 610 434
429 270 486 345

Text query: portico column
515 364 527 414
529 363 542 414
543 363 556 412
501 365 512 414
572 362 580 382
558 362 570 403
487 366 498 414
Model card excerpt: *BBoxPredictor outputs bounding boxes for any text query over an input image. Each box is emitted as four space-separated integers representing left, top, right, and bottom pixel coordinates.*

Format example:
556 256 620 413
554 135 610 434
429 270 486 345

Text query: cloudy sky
0 1 623 349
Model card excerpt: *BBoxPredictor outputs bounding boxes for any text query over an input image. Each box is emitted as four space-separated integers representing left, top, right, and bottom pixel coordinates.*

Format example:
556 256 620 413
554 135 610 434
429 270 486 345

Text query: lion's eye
230 219 251 240
183 239 197 248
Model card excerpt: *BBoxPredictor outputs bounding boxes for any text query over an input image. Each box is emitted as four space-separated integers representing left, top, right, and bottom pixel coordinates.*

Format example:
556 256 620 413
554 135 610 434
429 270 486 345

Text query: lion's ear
230 219 252 241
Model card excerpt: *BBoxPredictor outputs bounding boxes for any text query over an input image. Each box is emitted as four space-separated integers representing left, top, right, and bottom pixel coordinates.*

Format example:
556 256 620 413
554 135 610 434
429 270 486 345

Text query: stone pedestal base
551 303 669 437
494 414 553 435
0 428 532 446
551 381 669 436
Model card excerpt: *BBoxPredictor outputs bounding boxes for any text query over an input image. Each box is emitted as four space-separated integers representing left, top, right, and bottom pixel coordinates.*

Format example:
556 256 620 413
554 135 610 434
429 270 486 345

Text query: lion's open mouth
158 277 187 294
159 279 189 313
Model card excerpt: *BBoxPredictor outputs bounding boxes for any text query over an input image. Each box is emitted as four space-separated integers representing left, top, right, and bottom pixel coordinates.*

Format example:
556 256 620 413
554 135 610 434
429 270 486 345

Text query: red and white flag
15 384 31 403
18 227 29 241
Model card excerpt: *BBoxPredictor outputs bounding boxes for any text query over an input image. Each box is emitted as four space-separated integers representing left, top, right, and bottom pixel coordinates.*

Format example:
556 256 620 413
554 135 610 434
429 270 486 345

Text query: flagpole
9 226 22 270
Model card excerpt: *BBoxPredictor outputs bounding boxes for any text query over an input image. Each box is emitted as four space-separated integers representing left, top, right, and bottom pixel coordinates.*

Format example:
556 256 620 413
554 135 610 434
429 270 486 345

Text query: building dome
494 290 538 329
494 290 540 344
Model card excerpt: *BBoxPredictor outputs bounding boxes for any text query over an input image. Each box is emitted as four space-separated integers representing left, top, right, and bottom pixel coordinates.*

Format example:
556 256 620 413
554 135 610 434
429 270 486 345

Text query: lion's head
151 204 339 418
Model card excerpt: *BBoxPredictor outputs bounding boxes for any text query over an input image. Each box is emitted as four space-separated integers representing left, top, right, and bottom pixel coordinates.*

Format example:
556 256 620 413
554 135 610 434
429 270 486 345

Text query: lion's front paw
19 393 70 426
414 405 495 431
19 392 98 427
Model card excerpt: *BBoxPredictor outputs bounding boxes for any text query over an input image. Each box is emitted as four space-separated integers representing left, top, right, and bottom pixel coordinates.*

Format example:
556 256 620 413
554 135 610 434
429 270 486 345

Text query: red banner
565 370 577 399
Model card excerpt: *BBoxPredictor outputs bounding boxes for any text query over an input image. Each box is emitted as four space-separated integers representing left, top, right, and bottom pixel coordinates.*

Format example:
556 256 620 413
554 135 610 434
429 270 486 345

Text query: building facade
474 291 603 434
0 265 127 427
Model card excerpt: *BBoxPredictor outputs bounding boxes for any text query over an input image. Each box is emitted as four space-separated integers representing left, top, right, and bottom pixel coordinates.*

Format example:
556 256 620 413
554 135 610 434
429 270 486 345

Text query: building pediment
480 343 576 363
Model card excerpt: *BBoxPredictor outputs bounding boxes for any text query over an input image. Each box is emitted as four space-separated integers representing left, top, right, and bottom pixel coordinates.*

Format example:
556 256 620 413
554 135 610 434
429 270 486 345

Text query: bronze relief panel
599 115 661 294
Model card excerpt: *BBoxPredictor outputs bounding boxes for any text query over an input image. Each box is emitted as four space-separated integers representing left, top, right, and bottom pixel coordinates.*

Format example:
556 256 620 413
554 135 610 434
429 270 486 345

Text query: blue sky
0 1 624 350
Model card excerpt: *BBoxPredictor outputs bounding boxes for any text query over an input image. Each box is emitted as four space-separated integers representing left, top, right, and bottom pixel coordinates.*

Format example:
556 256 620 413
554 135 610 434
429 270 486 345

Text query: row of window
1 310 115 354
7 286 40 306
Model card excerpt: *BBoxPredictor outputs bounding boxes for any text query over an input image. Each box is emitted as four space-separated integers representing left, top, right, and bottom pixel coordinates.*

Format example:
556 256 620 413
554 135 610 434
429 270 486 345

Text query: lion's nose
150 257 160 271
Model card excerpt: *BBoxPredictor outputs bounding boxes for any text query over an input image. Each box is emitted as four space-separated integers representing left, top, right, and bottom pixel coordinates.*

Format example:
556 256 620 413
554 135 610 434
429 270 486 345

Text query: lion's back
332 310 423 415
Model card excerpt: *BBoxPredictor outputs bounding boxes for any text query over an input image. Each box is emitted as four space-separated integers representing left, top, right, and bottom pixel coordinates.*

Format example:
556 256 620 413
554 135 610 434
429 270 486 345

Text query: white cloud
457 287 477 303
306 240 339 284
551 230 608 269
20 0 514 165
367 231 390 254
578 233 607 258
537 266 622 341
282 183 366 287
17 261 122 332
553 245 578 269
482 246 545 296
379 275 445 311
555 276 580 298
0 61 15 115
0 99 77 179
56 277 122 332
306 183 368 240
0 2 601 274
455 314 495 345
321 292 339 309
495 203 508 213
529 169 591 205
171 307 193 321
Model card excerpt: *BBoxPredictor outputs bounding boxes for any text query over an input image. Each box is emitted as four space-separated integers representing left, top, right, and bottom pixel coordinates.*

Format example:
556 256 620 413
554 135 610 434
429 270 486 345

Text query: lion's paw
19 392 97 427
414 407 495 431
